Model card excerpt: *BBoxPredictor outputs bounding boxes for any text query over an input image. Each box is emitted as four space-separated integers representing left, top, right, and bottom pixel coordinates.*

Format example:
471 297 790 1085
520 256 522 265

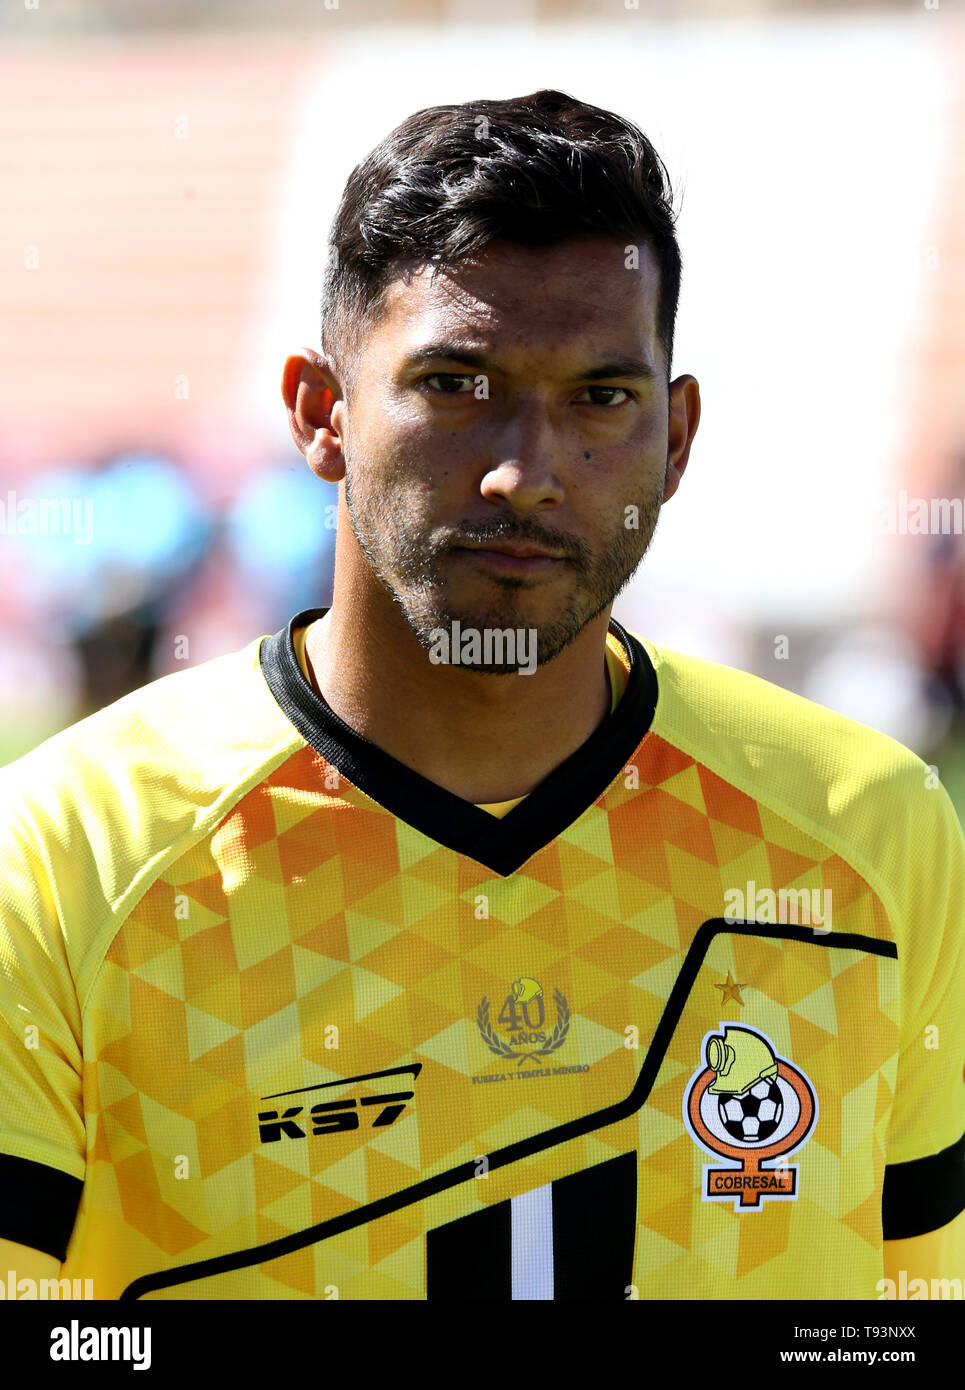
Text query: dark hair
321 88 682 393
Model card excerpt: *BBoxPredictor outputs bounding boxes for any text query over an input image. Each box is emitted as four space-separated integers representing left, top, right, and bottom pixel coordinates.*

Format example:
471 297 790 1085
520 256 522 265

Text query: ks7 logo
257 1064 421 1143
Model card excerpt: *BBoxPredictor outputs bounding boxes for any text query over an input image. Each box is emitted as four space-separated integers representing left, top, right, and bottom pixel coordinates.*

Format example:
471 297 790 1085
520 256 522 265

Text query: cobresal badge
683 1024 818 1212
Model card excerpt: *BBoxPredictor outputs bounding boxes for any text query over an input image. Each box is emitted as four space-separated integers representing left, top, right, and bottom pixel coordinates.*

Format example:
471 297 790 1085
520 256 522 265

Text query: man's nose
478 399 566 510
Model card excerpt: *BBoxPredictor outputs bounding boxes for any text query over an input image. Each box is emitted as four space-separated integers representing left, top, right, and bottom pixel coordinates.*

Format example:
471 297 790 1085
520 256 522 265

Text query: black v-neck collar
260 608 659 877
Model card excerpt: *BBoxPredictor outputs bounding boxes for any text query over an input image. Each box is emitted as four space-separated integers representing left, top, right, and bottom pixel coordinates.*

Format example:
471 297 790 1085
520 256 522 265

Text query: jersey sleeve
883 1206 965 1285
0 784 85 1260
881 770 965 1239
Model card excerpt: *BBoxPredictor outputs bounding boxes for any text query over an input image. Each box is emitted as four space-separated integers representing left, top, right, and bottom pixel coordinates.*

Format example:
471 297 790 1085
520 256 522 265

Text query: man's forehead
376 237 660 352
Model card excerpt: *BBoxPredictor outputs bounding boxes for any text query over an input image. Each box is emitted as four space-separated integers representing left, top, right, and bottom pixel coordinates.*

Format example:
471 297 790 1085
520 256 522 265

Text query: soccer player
1 90 962 1301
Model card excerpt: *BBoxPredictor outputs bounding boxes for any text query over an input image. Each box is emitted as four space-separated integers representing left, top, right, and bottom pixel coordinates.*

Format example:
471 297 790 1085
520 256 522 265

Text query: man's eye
576 386 632 407
423 373 475 394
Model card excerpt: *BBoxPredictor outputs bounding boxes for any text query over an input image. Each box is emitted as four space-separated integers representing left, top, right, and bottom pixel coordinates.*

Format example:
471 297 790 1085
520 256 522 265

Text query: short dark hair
321 88 682 394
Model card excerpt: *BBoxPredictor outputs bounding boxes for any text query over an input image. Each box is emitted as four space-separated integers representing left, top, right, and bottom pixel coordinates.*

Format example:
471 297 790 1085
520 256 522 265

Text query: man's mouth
452 543 564 572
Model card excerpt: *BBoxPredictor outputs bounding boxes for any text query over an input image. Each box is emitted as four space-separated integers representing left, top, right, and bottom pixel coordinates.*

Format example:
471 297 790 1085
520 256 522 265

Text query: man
1 90 962 1301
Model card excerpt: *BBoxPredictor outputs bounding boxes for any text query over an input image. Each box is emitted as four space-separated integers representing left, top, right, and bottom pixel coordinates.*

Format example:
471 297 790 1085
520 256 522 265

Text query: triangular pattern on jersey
0 608 962 1300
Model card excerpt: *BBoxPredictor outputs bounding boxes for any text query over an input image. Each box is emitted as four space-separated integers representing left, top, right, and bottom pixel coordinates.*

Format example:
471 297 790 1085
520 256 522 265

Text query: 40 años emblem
477 977 569 1066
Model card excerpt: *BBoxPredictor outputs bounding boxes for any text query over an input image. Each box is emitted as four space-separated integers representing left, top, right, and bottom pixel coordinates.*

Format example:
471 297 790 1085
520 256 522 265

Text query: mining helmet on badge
512 977 542 1003
706 1027 779 1095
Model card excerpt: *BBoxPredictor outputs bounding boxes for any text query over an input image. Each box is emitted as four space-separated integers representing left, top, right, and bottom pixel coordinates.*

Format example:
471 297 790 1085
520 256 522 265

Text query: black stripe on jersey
121 921 897 1300
553 1150 637 1298
0 1153 83 1262
882 1128 965 1239
258 607 658 877
425 1151 636 1300
426 1199 511 1299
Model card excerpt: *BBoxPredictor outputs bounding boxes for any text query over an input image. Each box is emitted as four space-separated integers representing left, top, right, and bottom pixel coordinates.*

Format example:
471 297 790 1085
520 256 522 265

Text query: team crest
477 977 569 1065
683 1024 818 1211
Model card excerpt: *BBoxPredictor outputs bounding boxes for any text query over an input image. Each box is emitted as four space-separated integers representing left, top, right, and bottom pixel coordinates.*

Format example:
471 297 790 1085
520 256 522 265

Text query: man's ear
663 373 700 503
281 348 347 483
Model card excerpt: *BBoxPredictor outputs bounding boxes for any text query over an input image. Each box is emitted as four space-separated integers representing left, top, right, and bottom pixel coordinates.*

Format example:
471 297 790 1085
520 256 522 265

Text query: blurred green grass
934 730 965 827
0 709 70 769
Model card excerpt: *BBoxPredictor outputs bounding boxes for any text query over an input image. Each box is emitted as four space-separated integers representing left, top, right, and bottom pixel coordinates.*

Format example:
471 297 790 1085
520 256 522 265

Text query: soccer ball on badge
718 1078 783 1142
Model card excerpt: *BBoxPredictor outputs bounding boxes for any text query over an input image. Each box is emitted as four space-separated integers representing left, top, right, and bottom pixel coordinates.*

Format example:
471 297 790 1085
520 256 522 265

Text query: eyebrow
400 343 658 382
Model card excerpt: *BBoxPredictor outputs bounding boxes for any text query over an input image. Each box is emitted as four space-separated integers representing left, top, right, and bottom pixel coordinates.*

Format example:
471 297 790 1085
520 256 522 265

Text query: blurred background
1 0 963 821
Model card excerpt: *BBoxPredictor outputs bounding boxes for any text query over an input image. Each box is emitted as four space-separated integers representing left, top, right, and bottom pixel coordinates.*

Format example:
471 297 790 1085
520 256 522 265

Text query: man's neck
303 601 614 805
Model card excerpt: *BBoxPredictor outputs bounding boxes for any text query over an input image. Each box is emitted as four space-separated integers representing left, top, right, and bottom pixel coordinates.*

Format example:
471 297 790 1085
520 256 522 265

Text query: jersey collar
260 608 658 877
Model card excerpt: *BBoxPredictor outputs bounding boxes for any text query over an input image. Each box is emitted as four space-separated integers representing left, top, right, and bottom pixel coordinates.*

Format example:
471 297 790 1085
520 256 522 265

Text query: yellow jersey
0 610 962 1299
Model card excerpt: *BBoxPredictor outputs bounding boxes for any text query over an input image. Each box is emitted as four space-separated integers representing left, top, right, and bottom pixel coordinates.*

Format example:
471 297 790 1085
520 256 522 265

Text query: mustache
443 521 586 561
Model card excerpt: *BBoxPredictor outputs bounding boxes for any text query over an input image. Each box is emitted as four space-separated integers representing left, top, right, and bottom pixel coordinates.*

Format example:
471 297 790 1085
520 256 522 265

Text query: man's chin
401 598 598 675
